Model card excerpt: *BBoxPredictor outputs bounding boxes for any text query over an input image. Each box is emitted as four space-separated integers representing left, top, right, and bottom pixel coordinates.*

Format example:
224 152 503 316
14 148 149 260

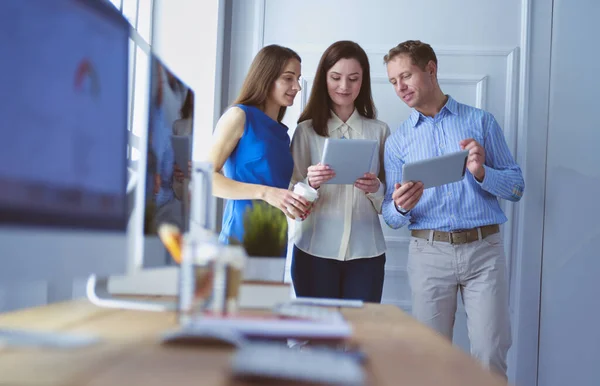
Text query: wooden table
0 298 508 386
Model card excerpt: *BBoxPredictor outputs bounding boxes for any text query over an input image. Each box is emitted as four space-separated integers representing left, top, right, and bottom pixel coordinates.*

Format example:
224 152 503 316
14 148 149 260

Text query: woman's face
269 58 302 107
326 58 363 110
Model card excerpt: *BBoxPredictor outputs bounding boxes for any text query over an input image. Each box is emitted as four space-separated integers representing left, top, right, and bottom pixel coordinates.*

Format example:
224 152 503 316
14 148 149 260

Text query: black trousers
291 245 386 303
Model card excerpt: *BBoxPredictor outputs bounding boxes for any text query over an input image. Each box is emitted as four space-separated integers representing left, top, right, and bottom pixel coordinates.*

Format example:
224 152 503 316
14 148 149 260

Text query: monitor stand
85 162 216 314
85 274 177 312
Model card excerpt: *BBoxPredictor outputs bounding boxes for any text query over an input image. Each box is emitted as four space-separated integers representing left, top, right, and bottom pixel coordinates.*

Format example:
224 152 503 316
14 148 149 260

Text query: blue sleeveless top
219 105 294 252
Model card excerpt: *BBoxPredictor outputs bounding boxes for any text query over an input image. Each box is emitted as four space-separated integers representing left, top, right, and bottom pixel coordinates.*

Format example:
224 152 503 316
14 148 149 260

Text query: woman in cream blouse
290 40 390 302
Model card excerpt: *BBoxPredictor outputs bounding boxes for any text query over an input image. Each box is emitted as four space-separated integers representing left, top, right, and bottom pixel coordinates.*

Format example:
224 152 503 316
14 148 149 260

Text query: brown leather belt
411 224 500 245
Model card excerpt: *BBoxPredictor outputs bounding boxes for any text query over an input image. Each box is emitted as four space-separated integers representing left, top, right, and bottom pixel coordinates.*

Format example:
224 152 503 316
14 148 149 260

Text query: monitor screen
140 54 195 267
0 0 129 230
143 55 195 236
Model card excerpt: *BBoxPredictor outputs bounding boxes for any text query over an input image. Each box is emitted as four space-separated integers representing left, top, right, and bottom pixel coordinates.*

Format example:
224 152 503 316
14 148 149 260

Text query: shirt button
448 191 452 196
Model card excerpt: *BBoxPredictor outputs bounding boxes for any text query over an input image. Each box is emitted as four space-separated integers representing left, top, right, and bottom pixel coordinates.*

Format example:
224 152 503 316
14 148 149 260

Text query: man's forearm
382 198 411 229
477 165 524 202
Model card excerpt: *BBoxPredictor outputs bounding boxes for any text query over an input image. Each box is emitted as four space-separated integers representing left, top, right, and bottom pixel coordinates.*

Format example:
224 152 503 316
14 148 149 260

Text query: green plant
242 201 288 257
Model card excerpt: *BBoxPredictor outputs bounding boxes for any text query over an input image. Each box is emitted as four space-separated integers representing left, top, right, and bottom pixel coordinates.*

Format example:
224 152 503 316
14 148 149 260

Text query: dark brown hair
298 41 376 136
383 40 438 71
233 44 301 122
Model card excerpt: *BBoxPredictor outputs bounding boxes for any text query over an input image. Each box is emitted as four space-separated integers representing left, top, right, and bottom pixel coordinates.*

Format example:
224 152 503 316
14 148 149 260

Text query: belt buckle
449 231 465 245
449 232 456 244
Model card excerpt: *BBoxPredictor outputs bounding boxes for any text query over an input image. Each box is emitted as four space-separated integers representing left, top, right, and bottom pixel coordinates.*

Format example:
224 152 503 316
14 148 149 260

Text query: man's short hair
383 40 438 71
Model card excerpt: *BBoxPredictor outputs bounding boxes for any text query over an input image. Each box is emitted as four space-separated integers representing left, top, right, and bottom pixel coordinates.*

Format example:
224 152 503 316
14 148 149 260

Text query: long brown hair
233 44 301 122
298 41 376 136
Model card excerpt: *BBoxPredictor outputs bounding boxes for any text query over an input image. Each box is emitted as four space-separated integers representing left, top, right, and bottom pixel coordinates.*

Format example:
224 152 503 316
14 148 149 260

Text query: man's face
386 54 436 109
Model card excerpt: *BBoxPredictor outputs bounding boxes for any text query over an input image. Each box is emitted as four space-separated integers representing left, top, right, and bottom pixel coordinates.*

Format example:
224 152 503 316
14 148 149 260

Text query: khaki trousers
407 231 511 378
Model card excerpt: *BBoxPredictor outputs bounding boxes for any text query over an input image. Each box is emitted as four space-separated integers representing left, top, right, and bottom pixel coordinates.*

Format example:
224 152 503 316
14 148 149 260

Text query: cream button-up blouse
290 110 391 261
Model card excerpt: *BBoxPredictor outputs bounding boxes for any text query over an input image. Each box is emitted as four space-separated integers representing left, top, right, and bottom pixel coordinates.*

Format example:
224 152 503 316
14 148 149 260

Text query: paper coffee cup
293 182 318 203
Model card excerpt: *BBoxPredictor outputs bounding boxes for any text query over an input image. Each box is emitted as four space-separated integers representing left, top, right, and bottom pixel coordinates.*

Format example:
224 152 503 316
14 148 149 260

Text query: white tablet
401 150 469 189
321 138 378 185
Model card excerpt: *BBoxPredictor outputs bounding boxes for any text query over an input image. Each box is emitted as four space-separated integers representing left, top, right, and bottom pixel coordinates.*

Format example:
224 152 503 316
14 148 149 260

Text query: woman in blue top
206 45 310 250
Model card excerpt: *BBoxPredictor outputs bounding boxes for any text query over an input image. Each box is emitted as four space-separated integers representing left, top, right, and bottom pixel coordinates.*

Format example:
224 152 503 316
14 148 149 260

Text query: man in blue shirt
382 40 524 378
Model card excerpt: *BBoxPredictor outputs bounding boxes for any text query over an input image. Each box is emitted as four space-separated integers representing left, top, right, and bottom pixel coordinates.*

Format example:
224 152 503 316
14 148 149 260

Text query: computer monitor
0 0 132 284
100 53 217 304
94 1 218 305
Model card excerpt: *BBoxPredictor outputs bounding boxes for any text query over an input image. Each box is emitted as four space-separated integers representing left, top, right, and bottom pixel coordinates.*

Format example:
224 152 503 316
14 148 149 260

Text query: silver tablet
401 150 469 189
321 138 378 185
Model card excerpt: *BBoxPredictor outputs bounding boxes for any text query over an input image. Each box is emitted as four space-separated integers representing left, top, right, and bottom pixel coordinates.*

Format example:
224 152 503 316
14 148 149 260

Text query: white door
225 0 525 354
537 1 600 385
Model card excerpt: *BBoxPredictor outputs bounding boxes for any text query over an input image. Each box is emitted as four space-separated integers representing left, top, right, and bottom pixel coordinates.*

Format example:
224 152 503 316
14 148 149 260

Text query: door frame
508 0 553 385
222 1 553 384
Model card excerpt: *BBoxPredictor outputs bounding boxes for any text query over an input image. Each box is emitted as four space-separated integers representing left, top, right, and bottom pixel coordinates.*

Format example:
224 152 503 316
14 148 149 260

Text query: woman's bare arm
206 107 309 218
207 107 268 200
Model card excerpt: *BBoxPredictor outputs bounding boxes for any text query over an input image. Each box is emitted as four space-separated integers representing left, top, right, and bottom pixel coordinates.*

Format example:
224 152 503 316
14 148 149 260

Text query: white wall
509 0 553 384
537 1 600 385
222 0 265 108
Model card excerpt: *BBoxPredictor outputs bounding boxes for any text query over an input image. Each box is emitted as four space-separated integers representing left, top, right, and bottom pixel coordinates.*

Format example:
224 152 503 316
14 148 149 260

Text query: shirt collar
409 95 458 128
444 95 459 115
408 109 422 128
327 108 363 135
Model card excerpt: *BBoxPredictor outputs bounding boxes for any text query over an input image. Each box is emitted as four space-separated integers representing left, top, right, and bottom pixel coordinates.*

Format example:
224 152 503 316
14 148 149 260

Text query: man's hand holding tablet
392 181 424 215
394 149 470 215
